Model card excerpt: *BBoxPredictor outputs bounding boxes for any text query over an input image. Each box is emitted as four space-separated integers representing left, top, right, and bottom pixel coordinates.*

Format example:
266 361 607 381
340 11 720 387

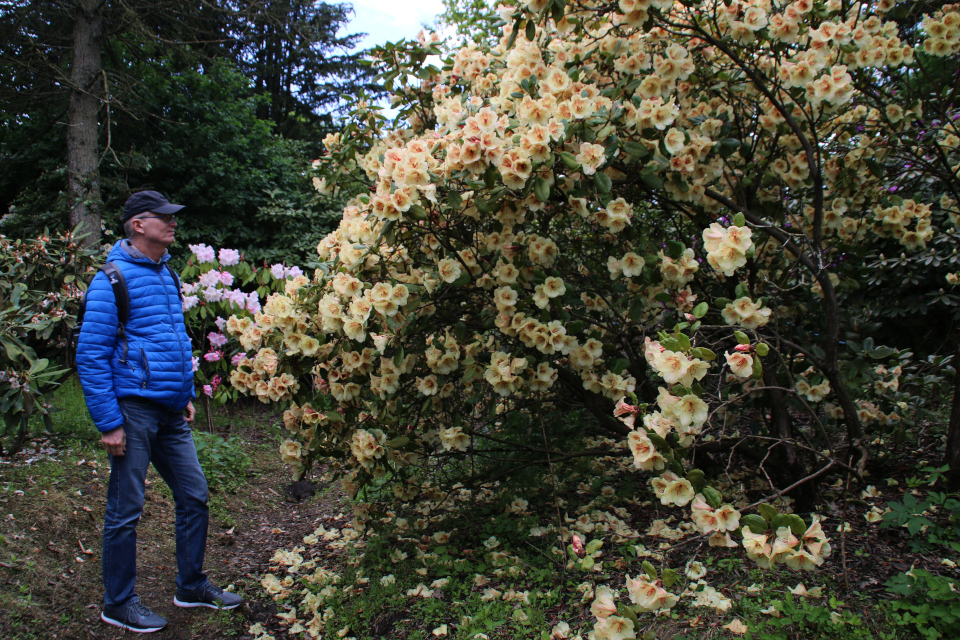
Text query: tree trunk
945 334 960 491
762 361 815 510
67 0 103 247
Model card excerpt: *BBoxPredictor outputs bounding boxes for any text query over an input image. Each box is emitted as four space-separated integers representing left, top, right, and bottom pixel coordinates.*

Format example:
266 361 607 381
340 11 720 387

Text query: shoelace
128 600 154 621
200 584 224 599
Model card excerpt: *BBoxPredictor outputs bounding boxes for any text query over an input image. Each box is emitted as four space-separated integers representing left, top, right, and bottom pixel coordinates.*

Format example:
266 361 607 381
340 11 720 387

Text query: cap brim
153 203 185 214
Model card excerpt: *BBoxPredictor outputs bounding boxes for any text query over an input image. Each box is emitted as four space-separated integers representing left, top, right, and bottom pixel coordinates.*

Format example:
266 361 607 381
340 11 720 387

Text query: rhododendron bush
231 0 960 609
179 243 306 408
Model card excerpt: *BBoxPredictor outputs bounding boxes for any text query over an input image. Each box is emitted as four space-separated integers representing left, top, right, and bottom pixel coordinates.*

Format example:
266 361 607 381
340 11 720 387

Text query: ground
1 393 958 640
0 402 335 640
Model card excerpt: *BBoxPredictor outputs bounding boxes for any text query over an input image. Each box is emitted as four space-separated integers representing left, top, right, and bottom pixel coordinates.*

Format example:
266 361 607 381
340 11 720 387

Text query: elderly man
76 190 241 633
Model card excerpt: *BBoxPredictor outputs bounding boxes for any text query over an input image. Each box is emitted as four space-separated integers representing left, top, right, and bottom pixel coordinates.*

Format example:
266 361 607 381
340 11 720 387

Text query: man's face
133 212 178 247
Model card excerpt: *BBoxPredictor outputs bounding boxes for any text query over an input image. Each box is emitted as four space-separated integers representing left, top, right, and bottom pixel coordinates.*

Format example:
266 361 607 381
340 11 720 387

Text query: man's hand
102 427 126 457
185 401 196 423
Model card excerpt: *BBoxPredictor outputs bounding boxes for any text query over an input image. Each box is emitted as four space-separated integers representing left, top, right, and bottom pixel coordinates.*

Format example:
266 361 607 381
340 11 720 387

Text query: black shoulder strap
165 263 184 301
101 262 129 325
101 262 130 363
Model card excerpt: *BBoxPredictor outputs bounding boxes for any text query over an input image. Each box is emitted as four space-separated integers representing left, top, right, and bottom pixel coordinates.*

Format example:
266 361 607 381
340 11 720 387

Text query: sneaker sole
101 612 166 633
173 596 240 610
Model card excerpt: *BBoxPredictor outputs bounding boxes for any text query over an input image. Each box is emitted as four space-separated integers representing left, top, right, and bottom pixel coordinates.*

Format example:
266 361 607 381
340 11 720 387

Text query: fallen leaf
723 619 748 635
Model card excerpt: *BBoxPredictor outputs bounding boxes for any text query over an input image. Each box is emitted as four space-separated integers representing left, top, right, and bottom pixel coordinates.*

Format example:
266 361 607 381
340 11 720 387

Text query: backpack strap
101 262 130 363
165 263 184 302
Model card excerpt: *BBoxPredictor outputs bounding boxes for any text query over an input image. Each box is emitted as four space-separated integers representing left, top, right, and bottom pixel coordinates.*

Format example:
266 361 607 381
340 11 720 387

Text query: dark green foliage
193 430 253 492
885 569 960 640
0 0 371 260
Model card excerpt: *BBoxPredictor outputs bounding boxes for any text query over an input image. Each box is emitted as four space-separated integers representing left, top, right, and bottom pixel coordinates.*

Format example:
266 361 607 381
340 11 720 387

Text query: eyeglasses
137 214 176 224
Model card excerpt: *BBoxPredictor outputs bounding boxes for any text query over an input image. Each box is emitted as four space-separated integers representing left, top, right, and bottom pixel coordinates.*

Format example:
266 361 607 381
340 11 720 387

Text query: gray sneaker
101 597 168 633
173 582 242 610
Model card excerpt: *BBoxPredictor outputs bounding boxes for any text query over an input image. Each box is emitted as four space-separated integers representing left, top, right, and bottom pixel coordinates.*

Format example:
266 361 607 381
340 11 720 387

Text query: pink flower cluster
269 264 303 280
188 243 216 263
202 374 223 398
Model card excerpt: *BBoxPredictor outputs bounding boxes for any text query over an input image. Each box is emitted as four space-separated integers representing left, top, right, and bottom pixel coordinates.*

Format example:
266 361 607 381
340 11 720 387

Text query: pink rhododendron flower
203 385 213 397
245 292 261 313
202 286 223 303
214 316 226 330
218 248 240 266
285 266 303 278
231 353 246 366
198 271 221 288
270 264 286 279
208 332 228 348
218 271 234 287
182 295 199 311
204 350 222 362
191 356 200 372
189 243 215 263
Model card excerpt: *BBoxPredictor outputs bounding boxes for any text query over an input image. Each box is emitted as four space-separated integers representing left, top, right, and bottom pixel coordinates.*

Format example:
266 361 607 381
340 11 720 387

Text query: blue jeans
102 398 209 607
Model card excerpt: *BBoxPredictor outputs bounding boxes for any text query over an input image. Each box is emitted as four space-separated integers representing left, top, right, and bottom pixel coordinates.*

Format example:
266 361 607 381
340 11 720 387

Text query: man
76 190 241 633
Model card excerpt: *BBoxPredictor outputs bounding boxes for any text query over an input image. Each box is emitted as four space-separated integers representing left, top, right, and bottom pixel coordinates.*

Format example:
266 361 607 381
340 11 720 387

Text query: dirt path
0 426 341 640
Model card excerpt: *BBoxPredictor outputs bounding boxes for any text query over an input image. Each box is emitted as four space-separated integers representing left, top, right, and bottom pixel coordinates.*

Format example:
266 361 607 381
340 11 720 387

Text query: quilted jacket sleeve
75 271 125 433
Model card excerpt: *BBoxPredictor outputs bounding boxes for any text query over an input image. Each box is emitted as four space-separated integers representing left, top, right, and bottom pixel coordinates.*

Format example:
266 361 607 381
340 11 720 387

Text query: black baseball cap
121 190 185 223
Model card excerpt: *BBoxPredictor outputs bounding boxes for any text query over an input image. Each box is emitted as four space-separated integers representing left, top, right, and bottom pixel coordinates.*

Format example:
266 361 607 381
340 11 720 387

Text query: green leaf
691 347 716 361
558 151 580 170
703 486 723 509
641 171 664 189
786 514 808 536
585 539 603 555
664 240 683 260
661 567 678 589
629 297 644 323
325 411 344 422
756 343 770 356
732 213 746 227
617 603 641 630
534 176 550 202
648 433 671 451
525 19 536 41
734 331 750 345
752 355 763 379
594 171 612 193
758 503 778 523
741 514 769 534
581 556 595 570
610 358 631 375
387 436 410 448
692 302 708 318
642 560 658 580
870 346 896 359
28 358 49 374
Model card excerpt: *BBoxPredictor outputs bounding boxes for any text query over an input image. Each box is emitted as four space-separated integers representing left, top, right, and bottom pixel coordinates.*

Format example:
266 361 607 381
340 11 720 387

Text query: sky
342 0 447 52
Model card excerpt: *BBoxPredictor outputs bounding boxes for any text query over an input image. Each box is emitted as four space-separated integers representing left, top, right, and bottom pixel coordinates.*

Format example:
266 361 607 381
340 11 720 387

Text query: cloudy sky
342 0 447 51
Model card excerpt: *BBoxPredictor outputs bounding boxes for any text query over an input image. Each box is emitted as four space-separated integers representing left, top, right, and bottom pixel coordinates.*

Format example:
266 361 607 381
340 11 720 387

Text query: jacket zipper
140 348 150 389
158 264 189 407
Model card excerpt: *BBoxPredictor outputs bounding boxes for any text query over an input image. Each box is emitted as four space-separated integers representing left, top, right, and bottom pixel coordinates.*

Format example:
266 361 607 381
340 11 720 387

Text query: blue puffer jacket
76 240 195 432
